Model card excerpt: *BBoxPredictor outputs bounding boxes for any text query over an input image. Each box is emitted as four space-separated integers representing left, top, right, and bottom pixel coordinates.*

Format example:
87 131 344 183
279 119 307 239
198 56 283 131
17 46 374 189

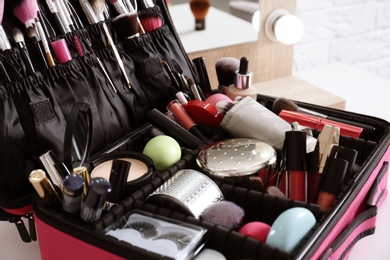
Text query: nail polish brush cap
234 57 252 90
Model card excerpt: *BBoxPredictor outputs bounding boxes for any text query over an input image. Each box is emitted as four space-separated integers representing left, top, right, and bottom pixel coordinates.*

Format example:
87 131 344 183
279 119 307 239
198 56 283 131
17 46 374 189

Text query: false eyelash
153 232 193 250
127 221 158 239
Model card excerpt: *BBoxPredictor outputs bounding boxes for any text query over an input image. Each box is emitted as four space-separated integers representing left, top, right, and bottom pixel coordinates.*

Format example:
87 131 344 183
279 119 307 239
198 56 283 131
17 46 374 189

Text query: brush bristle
12 0 38 24
139 12 163 33
12 28 25 43
272 97 299 114
112 13 140 39
215 57 240 86
200 201 245 230
187 77 195 87
90 0 106 15
189 1 210 19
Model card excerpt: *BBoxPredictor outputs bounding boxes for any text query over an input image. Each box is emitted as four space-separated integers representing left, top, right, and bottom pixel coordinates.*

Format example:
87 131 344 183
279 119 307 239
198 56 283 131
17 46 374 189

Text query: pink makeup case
0 1 389 260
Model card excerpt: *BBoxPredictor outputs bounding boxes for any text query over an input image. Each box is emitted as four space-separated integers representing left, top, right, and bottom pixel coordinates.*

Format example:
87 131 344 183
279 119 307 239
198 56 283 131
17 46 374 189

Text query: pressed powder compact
90 152 155 196
196 138 278 188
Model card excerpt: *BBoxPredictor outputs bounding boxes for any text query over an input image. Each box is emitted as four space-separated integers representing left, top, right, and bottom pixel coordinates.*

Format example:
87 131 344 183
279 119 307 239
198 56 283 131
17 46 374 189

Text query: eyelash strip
126 221 158 239
153 232 193 250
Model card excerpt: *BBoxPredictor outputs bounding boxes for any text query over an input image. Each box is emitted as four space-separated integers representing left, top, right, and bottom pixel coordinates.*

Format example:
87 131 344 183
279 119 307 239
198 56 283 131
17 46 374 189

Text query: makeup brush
44 0 67 35
123 0 146 34
189 0 210 30
108 0 128 15
200 201 245 230
215 57 240 93
0 0 11 50
102 22 131 89
79 0 98 24
90 0 106 22
35 17 55 67
26 26 48 70
112 12 140 40
272 97 376 135
13 0 38 29
139 11 163 33
12 28 35 74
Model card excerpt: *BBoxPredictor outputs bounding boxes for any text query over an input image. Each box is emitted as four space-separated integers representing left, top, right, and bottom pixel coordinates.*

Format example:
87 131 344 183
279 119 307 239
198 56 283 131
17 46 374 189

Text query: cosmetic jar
147 169 224 218
197 138 278 188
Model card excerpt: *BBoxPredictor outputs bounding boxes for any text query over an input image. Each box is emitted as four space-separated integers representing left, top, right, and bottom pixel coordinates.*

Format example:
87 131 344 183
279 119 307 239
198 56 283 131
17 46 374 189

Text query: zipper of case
8 211 36 243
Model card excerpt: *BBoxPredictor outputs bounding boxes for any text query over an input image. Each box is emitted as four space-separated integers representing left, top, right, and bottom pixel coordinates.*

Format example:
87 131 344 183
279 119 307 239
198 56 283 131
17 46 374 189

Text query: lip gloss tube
167 99 209 143
317 157 348 212
284 131 307 202
80 177 111 223
279 110 363 138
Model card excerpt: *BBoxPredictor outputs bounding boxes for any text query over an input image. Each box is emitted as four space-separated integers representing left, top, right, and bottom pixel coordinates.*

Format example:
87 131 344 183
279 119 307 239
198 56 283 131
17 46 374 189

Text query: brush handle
102 23 131 89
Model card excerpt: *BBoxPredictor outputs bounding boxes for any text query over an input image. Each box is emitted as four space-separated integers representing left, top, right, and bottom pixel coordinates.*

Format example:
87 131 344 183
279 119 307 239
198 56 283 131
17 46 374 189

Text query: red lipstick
278 110 363 138
317 157 348 212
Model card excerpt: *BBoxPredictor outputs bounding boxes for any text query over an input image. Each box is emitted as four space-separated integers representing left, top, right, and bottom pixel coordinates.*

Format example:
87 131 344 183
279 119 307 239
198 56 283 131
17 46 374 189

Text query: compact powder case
196 138 277 178
147 169 224 219
90 152 155 194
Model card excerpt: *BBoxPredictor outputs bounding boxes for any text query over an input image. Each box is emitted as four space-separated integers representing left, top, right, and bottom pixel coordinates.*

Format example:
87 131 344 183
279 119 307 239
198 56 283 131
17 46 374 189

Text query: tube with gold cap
29 169 62 207
72 166 90 197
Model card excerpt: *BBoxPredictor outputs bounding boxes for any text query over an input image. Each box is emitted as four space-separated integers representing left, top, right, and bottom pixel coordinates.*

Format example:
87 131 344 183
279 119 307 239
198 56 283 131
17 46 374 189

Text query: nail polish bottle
226 57 257 100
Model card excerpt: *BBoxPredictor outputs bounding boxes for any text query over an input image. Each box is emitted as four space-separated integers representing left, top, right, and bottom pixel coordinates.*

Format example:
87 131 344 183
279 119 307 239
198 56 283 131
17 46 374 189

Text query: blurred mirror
168 0 260 53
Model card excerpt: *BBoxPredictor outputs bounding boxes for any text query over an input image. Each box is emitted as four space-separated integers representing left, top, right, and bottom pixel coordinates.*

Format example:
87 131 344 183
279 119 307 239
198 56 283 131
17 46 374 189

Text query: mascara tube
62 174 85 215
105 159 131 209
80 177 111 223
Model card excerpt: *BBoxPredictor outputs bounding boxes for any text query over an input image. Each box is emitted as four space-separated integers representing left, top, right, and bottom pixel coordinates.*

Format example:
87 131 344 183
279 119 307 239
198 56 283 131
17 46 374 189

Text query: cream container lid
197 138 277 177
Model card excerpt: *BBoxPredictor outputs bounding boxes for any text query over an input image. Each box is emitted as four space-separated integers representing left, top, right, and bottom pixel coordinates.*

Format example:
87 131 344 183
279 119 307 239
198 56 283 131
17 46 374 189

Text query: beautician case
0 0 388 259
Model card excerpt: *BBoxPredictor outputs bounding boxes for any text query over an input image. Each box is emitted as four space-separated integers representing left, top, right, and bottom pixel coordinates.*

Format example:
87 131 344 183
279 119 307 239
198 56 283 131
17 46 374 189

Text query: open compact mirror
63 103 92 170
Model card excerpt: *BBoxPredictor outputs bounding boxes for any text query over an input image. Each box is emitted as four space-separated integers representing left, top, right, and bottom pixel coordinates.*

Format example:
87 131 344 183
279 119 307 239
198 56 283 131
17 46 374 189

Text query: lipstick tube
307 125 340 203
317 157 348 212
283 131 307 202
279 110 363 138
29 169 62 207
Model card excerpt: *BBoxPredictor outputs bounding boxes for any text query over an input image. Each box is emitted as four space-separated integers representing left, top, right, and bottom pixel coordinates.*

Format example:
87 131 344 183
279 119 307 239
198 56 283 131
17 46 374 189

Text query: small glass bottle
226 56 257 100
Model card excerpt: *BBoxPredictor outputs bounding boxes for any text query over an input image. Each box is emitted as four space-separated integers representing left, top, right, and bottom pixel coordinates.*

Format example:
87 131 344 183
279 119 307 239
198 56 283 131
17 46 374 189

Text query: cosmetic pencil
12 28 35 74
60 0 77 30
34 17 55 67
0 1 11 50
53 0 72 33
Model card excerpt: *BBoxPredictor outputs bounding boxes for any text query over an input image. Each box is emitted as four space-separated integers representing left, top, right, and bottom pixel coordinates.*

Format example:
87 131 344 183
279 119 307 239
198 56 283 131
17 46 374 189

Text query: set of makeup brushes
0 0 164 82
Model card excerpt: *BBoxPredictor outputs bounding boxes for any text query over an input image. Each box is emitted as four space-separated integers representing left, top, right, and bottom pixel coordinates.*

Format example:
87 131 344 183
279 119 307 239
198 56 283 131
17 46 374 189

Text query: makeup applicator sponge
200 200 244 230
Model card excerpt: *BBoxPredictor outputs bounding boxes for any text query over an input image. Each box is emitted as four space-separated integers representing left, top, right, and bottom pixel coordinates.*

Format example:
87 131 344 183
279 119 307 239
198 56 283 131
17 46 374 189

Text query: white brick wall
294 0 390 80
